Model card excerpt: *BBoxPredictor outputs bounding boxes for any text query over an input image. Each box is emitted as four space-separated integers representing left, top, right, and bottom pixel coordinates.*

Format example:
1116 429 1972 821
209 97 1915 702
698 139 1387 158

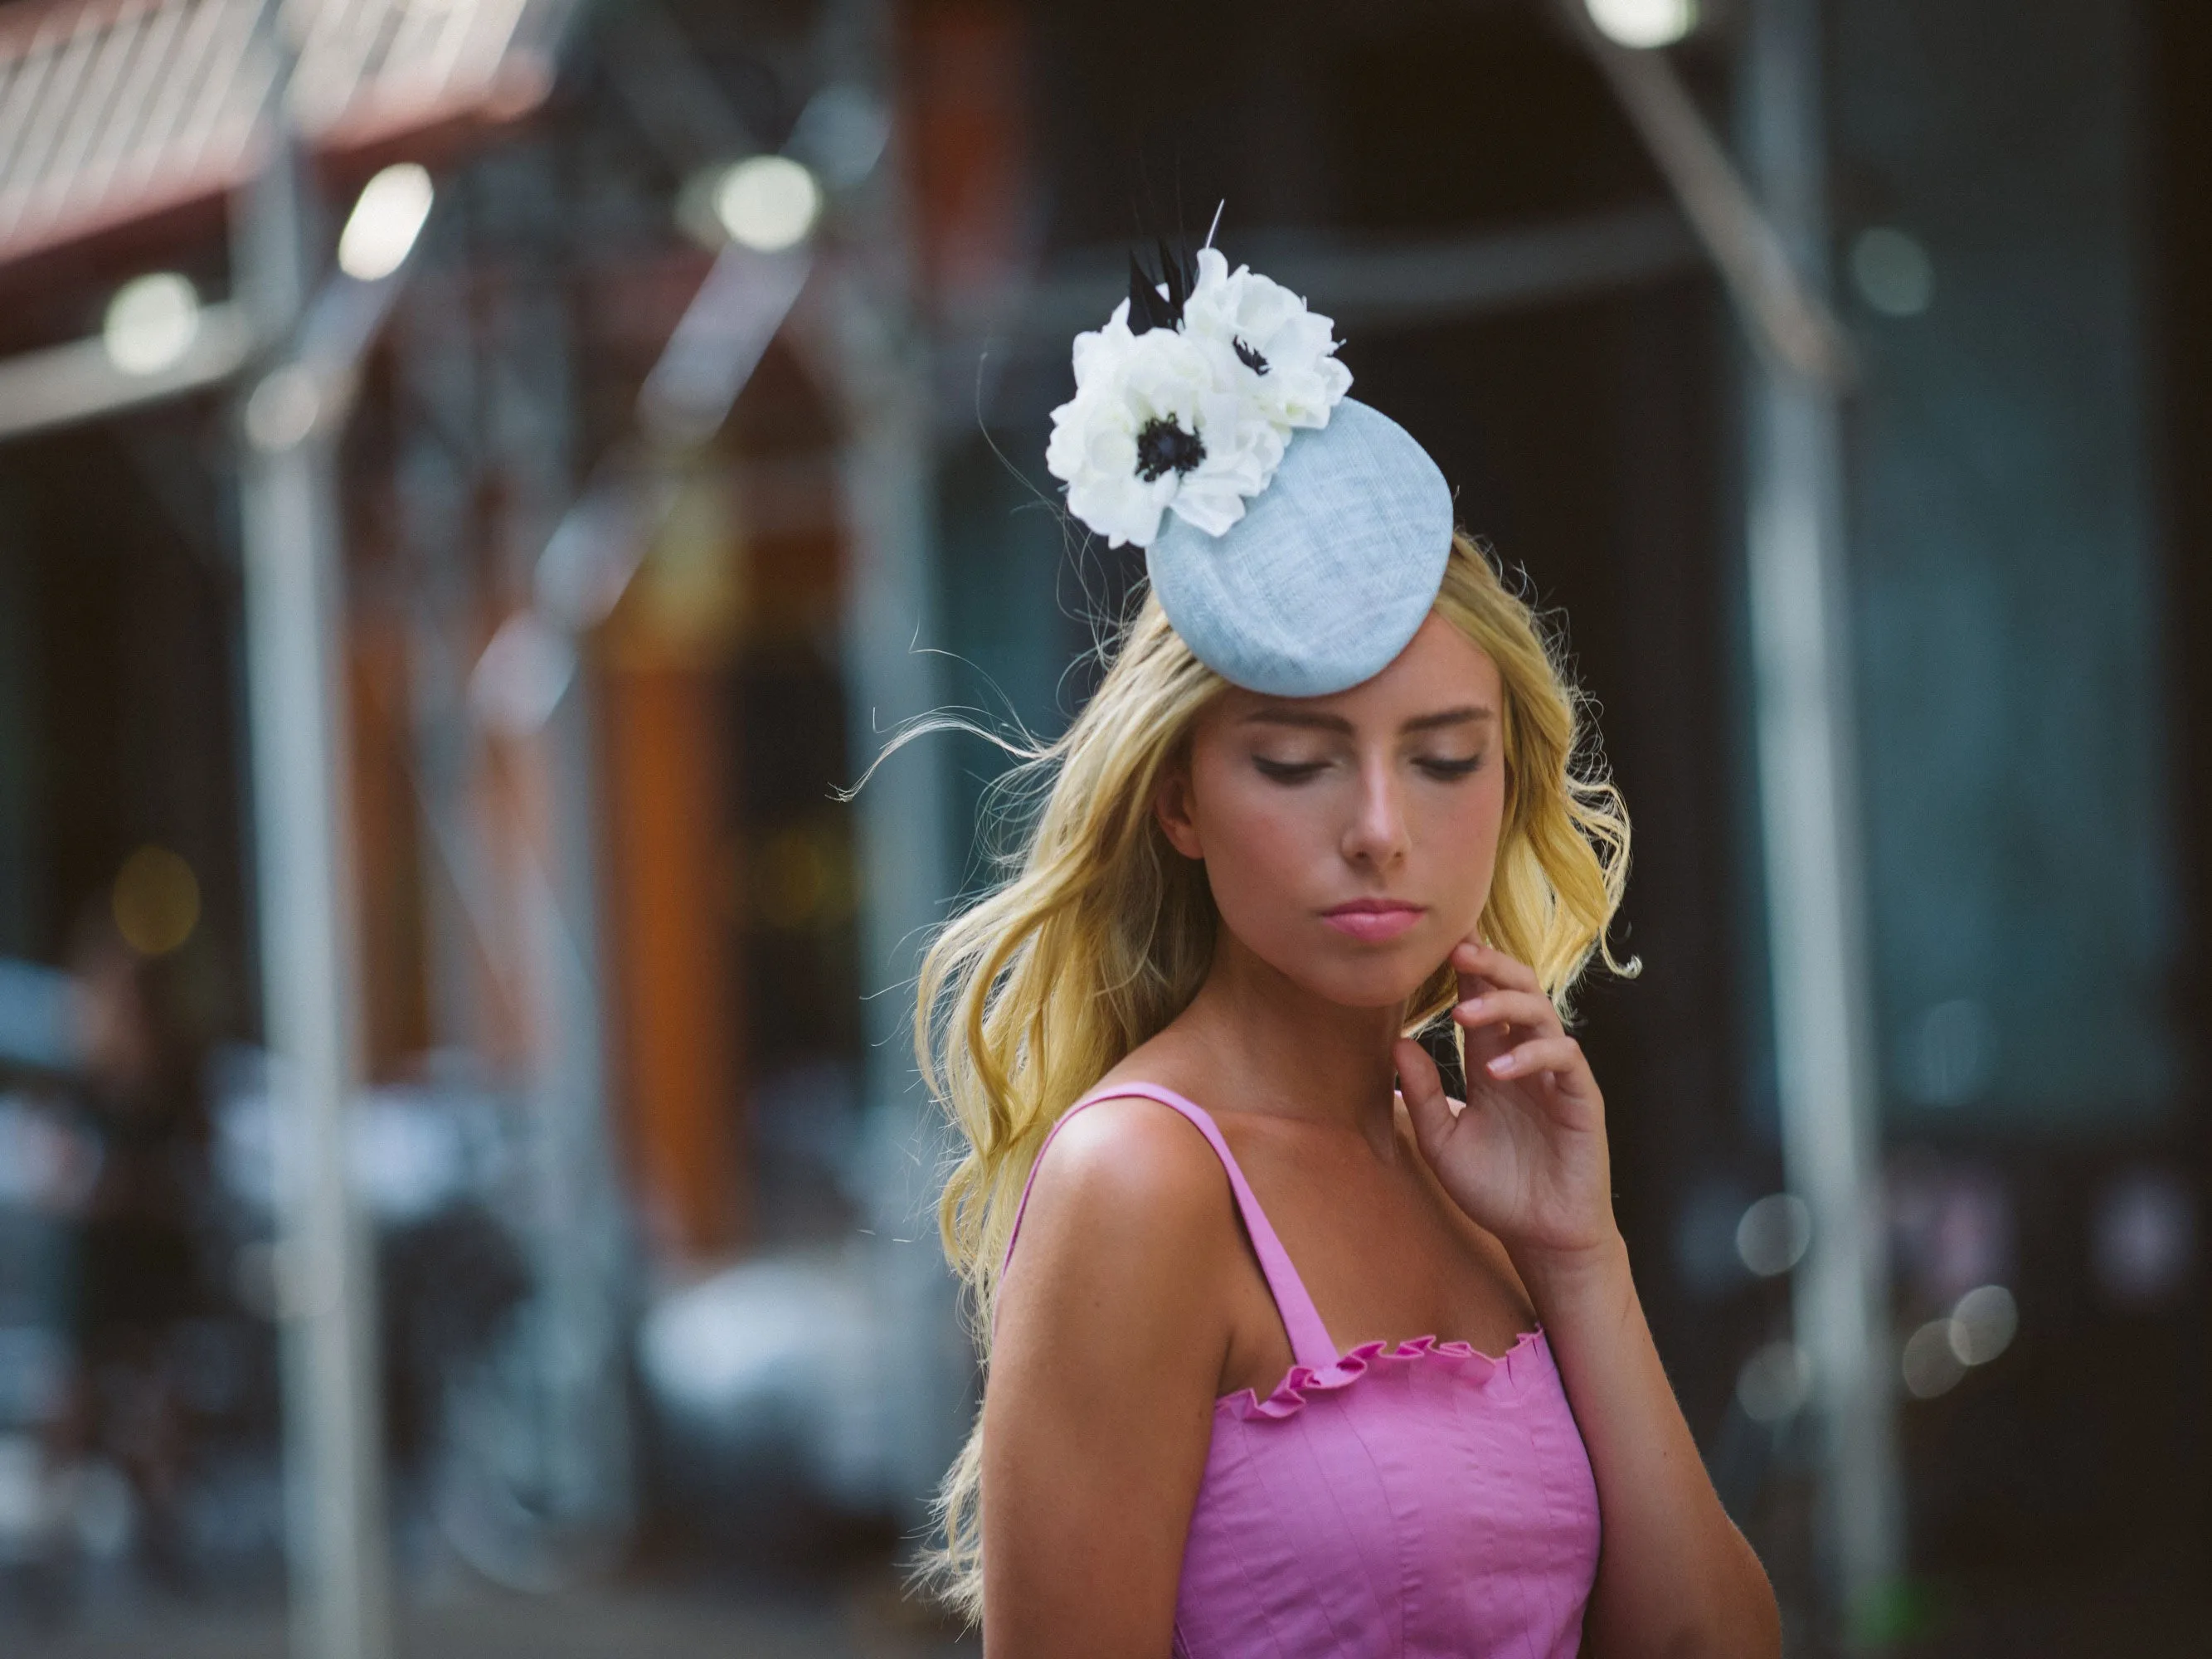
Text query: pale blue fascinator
1043 239 1455 698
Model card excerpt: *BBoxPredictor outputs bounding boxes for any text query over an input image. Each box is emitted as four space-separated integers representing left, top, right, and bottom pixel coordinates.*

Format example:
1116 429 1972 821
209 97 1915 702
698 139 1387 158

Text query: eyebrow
1239 705 1495 736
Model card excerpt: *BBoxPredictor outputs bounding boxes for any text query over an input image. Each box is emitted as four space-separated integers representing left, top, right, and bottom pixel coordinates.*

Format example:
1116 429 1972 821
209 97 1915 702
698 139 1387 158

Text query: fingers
1393 1037 1455 1158
1451 986 1560 1039
1449 940 1543 997
1482 1034 1588 1087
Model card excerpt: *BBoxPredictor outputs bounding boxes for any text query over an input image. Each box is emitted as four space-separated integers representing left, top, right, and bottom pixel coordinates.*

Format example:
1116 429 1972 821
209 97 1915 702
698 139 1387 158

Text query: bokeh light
1584 0 1698 51
1850 226 1937 318
338 163 435 282
1947 1284 2019 1366
713 156 823 252
1902 1319 1966 1399
1737 1340 1813 1424
101 273 200 376
1735 1192 1813 1277
110 844 200 956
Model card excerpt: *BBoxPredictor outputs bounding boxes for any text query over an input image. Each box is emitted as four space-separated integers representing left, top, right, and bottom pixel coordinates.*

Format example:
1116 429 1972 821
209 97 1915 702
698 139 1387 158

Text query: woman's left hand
1394 940 1619 1277
1405 945 1783 1656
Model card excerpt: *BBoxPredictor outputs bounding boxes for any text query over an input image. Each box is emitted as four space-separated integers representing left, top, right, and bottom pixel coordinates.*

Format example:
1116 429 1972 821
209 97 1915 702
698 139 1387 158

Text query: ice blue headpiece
1044 240 1455 698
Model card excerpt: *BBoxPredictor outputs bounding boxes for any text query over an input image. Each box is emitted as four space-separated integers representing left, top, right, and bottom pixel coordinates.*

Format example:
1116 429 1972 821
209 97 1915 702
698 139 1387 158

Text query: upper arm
981 1097 1239 1658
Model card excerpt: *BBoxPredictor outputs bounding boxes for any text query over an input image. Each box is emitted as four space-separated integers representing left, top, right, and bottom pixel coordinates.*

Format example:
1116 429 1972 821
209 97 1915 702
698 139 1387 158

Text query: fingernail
1486 1053 1514 1076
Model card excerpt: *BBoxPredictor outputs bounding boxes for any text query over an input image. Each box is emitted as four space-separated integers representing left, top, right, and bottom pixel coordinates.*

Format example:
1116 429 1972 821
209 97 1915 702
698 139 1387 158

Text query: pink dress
1004 1082 1601 1658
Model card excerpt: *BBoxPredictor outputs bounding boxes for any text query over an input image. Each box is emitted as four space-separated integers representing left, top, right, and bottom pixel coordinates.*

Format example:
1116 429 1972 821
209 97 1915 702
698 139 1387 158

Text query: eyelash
1419 757 1485 781
1252 756 1485 784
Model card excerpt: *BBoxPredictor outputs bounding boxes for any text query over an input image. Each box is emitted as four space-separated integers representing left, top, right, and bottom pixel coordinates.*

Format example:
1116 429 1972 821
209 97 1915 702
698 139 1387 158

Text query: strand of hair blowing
902 534 1632 1622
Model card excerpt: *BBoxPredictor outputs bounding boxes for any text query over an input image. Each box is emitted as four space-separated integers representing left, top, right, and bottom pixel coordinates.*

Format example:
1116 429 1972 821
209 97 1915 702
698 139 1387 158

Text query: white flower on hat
1046 240 1350 548
1180 247 1354 433
1045 298 1286 549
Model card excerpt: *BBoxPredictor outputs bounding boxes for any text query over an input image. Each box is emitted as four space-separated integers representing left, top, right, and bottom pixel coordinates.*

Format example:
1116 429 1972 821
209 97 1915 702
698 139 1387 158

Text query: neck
1178 925 1408 1155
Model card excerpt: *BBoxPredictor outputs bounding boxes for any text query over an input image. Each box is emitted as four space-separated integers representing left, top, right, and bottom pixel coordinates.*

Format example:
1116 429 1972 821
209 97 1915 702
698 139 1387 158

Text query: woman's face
1155 613 1509 1010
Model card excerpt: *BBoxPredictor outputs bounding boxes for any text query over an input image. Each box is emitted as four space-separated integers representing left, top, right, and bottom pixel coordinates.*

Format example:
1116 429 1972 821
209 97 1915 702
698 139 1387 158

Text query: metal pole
834 289 967 1521
522 671 636 1545
1558 0 1854 389
809 0 965 1520
1739 0 1903 1633
454 216 813 1559
484 146 636 1546
233 12 395 1657
394 251 493 1055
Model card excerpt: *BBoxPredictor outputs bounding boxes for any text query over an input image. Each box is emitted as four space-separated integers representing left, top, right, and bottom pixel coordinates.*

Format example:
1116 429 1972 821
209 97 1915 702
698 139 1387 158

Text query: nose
1339 752 1410 871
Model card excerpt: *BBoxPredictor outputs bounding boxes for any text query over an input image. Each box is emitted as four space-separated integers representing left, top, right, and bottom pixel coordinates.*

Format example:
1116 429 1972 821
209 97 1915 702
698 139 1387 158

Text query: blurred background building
0 0 2205 1654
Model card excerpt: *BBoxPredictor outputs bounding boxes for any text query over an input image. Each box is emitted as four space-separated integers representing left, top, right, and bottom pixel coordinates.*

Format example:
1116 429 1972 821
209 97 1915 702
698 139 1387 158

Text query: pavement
6 1575 980 1659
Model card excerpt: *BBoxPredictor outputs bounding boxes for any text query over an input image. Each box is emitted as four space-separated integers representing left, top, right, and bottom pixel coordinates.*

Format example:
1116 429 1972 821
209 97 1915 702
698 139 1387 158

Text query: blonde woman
912 245 1779 1657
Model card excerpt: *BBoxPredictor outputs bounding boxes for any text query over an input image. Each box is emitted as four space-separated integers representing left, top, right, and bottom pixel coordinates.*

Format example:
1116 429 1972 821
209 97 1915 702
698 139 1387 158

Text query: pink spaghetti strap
1000 1082 1339 1372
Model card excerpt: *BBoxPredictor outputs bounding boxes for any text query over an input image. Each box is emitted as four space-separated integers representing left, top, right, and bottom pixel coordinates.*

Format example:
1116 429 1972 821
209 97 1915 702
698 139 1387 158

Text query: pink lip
1320 899 1427 941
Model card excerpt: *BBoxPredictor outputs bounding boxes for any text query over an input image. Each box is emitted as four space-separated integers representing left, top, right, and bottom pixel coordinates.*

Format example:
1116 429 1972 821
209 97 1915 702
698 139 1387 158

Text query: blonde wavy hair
909 531 1631 1621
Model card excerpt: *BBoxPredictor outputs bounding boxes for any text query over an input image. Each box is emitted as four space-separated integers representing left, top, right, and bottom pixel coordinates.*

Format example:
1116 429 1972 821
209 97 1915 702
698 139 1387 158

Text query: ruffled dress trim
1216 1326 1549 1422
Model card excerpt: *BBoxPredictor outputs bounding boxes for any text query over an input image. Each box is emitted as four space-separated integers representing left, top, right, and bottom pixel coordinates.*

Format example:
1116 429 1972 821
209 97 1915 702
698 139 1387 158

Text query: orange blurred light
111 844 200 957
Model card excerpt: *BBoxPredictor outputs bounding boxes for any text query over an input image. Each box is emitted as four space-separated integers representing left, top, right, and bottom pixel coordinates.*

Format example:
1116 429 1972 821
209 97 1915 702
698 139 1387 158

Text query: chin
1286 948 1440 1012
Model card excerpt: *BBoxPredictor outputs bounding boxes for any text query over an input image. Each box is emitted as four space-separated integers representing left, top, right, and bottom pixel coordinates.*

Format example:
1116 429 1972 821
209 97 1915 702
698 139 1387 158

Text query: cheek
1191 770 1319 907
1415 771 1509 911
1449 770 1508 849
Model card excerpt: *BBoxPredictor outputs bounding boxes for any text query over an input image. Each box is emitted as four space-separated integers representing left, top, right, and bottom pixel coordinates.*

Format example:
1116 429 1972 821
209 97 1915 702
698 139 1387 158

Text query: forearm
1521 1235 1780 1659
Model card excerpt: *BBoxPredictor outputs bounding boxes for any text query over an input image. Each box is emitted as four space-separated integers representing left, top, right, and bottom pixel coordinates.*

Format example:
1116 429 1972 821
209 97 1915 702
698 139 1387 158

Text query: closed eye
1255 755 1483 784
1417 755 1485 781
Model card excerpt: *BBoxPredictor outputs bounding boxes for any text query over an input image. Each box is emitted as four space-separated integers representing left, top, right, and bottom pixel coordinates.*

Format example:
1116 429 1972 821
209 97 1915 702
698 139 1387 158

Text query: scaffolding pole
1740 0 1904 1634
233 15 394 1658
809 0 967 1520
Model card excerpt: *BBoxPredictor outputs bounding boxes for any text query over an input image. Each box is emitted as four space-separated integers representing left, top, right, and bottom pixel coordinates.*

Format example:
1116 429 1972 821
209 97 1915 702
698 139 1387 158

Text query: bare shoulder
1013 1092 1235 1268
995 1089 1248 1385
982 1089 1234 1652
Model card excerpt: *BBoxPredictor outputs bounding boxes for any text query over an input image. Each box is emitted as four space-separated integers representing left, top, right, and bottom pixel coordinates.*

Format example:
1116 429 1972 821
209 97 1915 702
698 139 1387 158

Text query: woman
912 242 1779 1655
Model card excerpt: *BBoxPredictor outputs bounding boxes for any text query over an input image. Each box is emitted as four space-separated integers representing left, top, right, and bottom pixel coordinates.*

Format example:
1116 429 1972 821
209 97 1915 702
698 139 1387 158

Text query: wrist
1513 1227 1631 1316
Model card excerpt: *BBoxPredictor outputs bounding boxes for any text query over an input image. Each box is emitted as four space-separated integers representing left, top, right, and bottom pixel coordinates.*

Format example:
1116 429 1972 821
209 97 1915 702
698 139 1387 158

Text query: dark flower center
1135 417 1207 482
1234 338 1270 375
